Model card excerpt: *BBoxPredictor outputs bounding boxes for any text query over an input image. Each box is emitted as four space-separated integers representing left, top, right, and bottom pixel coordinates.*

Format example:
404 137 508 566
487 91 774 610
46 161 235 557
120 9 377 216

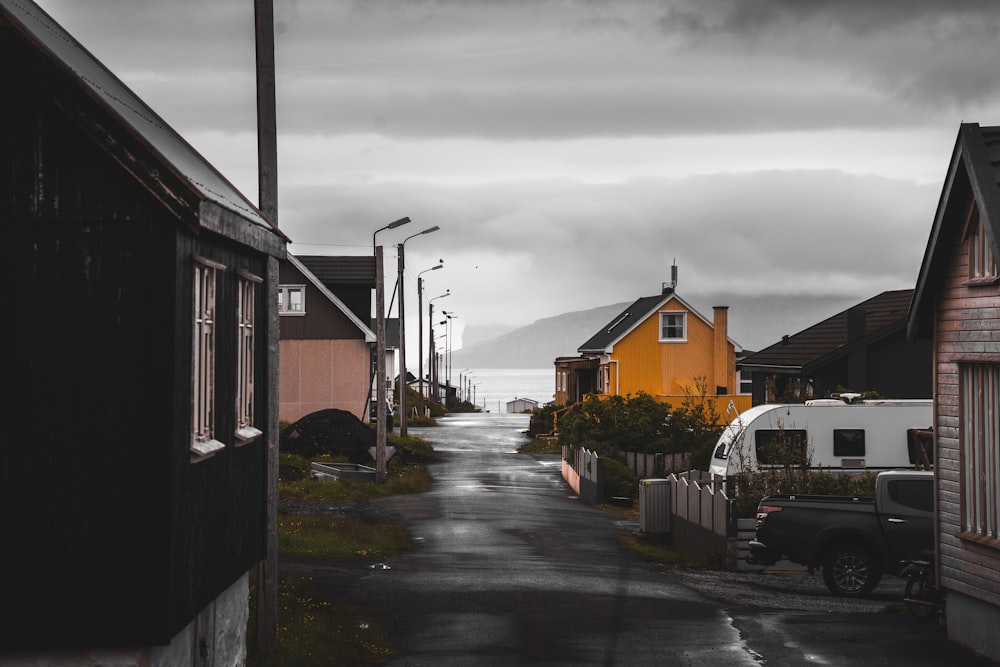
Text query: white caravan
708 396 934 479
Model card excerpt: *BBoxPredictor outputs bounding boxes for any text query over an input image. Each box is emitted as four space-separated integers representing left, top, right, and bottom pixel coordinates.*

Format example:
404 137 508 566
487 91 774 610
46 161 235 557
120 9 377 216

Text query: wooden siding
278 261 368 340
934 210 1000 608
609 302 735 397
3 70 269 647
279 337 372 422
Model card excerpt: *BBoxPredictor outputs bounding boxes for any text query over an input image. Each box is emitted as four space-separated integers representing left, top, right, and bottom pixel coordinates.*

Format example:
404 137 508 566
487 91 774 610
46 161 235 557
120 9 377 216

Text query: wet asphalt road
300 412 1000 666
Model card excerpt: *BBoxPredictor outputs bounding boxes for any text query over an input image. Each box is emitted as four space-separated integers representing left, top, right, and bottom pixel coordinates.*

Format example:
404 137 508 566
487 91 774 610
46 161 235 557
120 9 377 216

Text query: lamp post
373 217 410 484
459 368 470 403
373 216 410 256
397 226 439 436
428 291 449 406
417 262 443 418
435 324 448 407
441 311 455 389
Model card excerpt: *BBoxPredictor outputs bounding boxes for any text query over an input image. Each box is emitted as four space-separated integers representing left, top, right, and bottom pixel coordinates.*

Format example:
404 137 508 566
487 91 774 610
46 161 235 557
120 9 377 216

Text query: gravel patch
657 563 908 614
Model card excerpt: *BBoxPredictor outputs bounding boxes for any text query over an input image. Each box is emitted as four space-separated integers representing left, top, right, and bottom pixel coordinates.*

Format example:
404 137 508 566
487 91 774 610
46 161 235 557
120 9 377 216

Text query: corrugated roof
1 0 276 234
740 289 914 371
297 256 376 287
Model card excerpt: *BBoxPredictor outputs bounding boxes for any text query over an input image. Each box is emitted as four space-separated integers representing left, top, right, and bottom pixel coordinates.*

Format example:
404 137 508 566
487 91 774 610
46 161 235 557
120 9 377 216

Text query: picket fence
561 447 798 570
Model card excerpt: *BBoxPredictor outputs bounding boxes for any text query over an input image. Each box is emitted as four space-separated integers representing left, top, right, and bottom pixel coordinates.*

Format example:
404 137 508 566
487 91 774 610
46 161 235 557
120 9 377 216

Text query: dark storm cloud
660 0 1000 107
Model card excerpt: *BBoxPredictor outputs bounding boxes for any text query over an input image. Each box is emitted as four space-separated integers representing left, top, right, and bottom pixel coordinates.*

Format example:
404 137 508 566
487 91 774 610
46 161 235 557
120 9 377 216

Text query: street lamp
397 226 439 436
459 368 471 402
373 216 410 255
428 291 449 405
417 262 443 417
441 311 456 389
373 216 410 484
435 323 448 407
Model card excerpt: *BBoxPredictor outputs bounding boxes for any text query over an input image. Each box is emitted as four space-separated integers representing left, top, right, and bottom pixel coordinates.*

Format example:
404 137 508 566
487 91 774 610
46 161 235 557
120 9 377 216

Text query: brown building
908 122 1000 662
279 255 376 423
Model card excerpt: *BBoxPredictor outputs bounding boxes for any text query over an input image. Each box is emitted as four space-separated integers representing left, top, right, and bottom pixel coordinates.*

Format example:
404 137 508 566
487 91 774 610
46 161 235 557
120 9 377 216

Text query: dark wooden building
738 289 932 404
908 122 1000 662
1 0 286 653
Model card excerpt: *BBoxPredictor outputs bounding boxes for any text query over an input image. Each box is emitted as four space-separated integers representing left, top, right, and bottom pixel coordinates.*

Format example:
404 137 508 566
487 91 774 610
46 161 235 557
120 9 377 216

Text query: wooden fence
561 446 604 504
561 445 804 570
620 451 690 478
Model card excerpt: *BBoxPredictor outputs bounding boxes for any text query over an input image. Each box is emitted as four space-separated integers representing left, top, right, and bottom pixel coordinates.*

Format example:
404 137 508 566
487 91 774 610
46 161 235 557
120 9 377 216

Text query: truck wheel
822 545 881 597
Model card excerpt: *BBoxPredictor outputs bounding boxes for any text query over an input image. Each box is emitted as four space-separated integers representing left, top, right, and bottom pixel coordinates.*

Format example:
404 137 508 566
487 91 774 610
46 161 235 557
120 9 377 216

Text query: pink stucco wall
279 339 371 424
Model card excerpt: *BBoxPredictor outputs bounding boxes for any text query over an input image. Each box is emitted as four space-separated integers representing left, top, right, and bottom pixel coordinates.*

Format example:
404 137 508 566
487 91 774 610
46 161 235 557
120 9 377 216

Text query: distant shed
507 397 540 413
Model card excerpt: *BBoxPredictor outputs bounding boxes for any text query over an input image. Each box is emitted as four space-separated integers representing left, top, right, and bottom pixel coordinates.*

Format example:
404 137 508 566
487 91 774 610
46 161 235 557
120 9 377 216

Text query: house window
278 285 306 315
236 272 263 444
660 312 686 341
192 257 227 460
959 364 1000 542
966 202 998 282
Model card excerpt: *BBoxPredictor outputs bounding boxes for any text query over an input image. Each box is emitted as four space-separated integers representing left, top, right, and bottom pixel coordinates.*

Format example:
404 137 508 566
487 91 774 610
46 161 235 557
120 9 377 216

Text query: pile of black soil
280 409 375 464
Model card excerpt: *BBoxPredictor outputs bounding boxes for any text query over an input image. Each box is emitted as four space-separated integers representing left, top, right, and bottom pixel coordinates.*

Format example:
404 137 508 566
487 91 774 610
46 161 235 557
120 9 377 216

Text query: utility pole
254 0 278 651
397 244 408 436
375 247 388 483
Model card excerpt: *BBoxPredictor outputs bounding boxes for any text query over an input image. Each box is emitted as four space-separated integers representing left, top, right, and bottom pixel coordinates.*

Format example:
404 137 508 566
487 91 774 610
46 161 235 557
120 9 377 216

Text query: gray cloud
284 169 936 335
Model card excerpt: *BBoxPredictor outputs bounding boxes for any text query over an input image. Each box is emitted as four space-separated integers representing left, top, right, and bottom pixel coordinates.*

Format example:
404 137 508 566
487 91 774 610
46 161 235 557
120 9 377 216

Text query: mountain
452 303 629 369
451 293 865 369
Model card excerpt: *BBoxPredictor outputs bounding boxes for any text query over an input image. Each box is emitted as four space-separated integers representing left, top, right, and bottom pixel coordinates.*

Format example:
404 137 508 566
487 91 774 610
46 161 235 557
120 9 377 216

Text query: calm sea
456 368 554 413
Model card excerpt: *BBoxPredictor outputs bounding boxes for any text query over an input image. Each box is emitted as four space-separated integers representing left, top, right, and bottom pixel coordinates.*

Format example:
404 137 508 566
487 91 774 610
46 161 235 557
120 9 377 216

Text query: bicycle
899 559 944 620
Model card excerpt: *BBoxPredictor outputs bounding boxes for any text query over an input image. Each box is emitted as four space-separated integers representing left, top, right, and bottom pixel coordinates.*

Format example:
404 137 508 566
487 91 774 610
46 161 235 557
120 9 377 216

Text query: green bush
730 468 878 518
557 393 671 454
603 457 639 500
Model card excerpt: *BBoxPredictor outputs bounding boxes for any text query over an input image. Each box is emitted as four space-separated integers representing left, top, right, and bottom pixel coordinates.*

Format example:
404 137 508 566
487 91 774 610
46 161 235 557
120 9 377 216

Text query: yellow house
558 280 751 414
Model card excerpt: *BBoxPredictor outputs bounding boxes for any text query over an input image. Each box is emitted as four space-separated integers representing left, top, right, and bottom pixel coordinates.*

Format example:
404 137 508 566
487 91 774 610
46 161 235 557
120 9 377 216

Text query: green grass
248 435 436 665
517 437 561 454
279 463 433 502
278 512 410 560
614 531 699 566
248 575 394 667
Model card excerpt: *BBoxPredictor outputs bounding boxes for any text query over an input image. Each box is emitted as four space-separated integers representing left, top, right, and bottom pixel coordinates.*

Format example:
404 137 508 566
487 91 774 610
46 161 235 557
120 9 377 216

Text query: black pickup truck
748 470 933 596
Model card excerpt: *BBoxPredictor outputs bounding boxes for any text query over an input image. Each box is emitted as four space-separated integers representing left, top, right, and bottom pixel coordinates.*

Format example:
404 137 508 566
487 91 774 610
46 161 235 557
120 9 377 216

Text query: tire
822 545 882 597
904 576 935 619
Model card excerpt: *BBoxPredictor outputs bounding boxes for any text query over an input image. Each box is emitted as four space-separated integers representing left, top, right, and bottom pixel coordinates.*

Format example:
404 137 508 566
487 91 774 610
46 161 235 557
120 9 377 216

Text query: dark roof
0 0 284 244
298 256 376 287
285 255 375 341
740 289 914 372
908 123 1000 340
577 294 669 353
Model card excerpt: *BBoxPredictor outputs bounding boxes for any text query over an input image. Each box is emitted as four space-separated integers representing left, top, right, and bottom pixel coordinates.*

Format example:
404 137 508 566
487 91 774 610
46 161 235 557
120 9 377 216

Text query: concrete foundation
0 572 250 667
946 588 1000 664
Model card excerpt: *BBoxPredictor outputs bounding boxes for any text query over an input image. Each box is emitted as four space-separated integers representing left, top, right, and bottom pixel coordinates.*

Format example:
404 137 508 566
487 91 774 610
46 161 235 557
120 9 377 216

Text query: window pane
833 429 865 457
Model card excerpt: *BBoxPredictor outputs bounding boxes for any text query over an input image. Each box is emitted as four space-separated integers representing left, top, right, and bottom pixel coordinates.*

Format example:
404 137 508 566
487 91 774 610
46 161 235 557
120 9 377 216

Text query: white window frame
659 311 687 342
236 271 263 444
192 256 227 461
959 363 1000 544
278 284 306 315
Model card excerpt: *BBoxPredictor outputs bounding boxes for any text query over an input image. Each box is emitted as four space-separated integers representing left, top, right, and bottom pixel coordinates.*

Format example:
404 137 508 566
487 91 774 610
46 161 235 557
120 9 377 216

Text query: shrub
603 457 639 500
557 393 670 454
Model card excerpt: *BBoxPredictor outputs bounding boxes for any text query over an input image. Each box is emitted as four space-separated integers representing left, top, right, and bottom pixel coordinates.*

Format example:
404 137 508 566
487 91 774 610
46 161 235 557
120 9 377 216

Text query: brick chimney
713 306 730 395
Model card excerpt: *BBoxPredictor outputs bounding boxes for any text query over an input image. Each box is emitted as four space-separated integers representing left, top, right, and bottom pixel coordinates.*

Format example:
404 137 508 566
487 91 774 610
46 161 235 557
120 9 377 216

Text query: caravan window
755 429 807 465
834 429 865 457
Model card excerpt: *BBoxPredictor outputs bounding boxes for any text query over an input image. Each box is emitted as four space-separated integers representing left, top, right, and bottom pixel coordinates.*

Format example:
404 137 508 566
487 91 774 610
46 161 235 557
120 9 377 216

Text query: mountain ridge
451 293 865 369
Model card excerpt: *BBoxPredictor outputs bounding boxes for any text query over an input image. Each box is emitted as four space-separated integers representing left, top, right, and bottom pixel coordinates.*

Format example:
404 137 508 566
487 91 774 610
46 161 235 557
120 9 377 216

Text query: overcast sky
34 0 1000 351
